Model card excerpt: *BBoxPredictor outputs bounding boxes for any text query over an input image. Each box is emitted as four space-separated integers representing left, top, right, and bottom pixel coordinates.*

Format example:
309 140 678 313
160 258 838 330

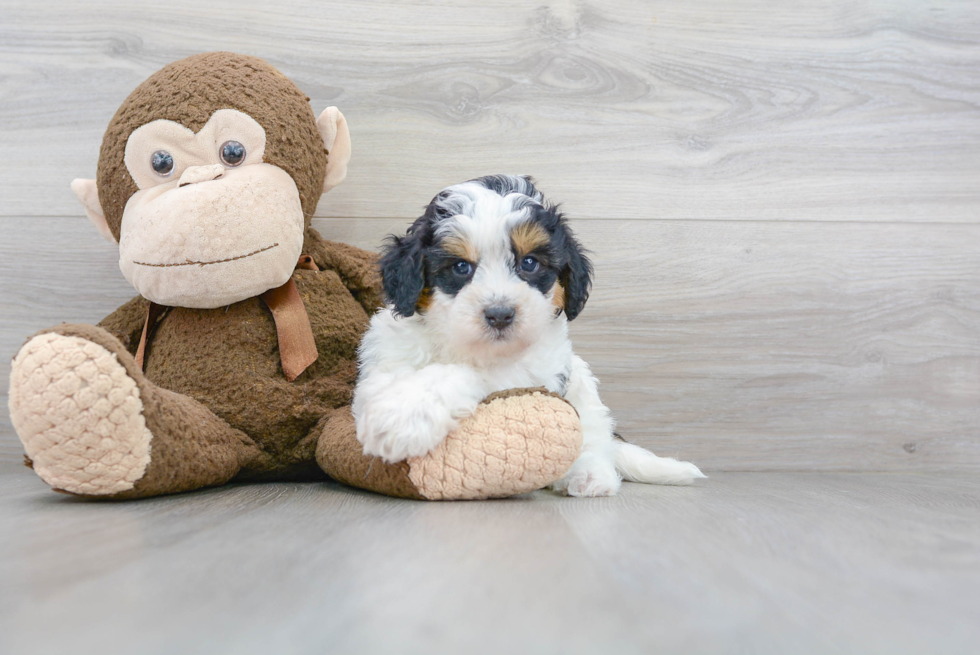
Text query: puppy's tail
614 441 706 486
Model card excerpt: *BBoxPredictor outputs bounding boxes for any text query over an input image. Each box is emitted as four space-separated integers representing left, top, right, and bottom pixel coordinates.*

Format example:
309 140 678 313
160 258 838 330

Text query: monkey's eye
150 150 174 177
520 255 540 273
219 140 246 167
452 260 474 276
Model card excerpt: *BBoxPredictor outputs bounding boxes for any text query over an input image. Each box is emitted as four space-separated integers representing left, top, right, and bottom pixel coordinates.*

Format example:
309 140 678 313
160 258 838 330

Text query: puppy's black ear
554 214 593 321
379 215 429 317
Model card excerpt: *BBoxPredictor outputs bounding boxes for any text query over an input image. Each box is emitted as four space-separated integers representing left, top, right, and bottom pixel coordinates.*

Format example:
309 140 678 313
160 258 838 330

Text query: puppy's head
380 175 592 360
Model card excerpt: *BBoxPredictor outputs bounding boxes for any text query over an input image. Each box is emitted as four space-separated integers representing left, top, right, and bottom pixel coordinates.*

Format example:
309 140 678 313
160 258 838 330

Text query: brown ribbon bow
134 255 320 382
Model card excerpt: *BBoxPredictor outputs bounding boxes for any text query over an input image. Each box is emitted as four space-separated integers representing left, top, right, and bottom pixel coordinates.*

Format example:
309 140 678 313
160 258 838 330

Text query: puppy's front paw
353 364 487 464
553 453 622 497
356 394 459 463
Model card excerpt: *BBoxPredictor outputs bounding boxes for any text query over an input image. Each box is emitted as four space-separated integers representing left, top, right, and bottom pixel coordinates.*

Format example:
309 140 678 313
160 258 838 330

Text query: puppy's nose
484 305 516 329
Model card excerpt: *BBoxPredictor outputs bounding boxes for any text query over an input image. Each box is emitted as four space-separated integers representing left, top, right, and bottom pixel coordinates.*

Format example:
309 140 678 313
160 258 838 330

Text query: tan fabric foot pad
9 333 152 495
407 391 583 500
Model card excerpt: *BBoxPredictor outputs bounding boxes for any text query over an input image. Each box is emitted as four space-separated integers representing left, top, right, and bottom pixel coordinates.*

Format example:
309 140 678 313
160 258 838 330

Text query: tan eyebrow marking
510 221 549 257
440 235 478 262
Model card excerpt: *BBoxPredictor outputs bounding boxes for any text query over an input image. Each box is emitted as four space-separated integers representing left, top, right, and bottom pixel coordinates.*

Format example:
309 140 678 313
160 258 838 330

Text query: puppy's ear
554 214 593 321
379 216 429 317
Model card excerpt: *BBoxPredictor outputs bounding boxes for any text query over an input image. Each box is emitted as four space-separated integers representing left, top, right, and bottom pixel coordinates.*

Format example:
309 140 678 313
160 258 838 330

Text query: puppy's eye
151 150 174 177
520 255 540 273
220 140 246 167
452 260 473 276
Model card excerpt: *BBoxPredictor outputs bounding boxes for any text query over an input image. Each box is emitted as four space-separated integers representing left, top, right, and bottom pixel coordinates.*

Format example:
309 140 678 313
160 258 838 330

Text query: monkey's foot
317 389 582 500
406 389 583 500
9 333 152 495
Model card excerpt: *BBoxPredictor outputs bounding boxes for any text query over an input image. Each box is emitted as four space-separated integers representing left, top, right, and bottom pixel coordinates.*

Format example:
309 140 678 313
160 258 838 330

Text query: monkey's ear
71 179 115 243
316 107 352 193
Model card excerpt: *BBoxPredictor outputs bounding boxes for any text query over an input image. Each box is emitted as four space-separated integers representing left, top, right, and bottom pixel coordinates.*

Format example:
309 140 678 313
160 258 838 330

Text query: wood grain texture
320 217 980 472
1 0 979 221
1 470 977 654
2 215 977 472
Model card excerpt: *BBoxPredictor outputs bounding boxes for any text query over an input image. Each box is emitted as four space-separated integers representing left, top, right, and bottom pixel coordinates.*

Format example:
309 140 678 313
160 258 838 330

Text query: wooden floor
1 469 978 654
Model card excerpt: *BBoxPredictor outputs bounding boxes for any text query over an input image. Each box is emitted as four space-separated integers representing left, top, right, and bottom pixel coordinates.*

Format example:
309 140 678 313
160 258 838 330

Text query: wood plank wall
1 0 978 472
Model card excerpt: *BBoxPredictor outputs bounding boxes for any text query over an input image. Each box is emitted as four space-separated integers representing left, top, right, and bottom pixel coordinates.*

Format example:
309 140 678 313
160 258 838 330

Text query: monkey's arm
305 231 383 314
97 296 150 355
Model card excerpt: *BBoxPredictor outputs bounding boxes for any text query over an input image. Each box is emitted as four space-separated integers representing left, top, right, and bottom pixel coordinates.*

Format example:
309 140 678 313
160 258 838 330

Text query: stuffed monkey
8 53 581 500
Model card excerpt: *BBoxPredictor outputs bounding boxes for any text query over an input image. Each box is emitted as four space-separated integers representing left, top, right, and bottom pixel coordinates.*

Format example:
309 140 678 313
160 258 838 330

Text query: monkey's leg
9 324 269 499
314 389 583 500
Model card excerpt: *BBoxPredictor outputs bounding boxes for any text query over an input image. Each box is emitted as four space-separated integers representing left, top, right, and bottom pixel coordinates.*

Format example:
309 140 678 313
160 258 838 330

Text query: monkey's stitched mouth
132 243 279 268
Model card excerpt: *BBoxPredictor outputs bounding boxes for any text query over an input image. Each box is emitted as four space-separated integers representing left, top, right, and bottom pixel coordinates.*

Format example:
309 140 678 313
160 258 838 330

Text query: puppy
352 175 704 496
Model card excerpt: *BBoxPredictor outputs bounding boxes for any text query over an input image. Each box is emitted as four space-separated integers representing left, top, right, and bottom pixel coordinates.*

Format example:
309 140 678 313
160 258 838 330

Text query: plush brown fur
97 230 376 477
96 52 327 240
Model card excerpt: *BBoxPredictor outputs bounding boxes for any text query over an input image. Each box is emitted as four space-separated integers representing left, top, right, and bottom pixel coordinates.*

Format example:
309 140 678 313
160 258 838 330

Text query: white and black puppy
353 175 704 496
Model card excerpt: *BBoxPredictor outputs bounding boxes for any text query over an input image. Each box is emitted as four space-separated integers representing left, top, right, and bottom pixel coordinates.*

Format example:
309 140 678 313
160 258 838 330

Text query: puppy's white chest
476 355 567 396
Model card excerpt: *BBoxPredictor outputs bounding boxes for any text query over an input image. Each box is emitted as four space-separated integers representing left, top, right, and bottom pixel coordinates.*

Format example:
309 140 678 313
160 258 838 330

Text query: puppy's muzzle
484 305 516 330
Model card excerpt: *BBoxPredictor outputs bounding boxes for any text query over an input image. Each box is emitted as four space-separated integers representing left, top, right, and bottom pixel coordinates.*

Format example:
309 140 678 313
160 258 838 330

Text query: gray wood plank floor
1 469 977 655
1 0 979 222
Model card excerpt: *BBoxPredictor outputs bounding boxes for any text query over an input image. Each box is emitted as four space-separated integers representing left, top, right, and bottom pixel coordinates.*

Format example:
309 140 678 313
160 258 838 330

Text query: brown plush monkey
8 52 581 500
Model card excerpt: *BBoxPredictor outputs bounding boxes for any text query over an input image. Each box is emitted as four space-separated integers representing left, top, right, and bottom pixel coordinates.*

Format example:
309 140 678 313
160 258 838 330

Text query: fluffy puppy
353 175 704 496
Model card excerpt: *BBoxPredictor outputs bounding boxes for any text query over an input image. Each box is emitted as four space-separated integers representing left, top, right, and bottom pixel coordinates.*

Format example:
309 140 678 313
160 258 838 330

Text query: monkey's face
117 109 305 309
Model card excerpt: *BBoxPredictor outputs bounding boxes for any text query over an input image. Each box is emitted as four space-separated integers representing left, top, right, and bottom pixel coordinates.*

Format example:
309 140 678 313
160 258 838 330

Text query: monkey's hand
306 235 384 314
97 296 150 356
